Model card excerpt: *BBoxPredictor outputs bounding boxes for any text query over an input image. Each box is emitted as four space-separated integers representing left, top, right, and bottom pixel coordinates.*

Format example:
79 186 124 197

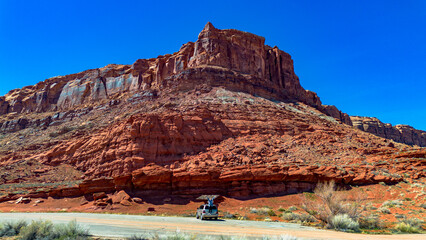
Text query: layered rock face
351 116 426 147
0 23 424 202
28 88 418 199
0 22 350 126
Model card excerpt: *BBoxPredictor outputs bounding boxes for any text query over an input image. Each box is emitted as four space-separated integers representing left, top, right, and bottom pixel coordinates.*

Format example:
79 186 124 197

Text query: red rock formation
0 23 424 202
351 116 426 147
0 23 349 126
41 108 233 177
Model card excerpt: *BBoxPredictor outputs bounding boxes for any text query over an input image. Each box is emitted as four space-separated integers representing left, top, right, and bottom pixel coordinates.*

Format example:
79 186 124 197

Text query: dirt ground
0 182 424 236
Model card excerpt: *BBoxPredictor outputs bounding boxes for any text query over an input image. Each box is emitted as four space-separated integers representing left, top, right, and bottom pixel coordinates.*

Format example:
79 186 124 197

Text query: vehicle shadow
201 218 226 222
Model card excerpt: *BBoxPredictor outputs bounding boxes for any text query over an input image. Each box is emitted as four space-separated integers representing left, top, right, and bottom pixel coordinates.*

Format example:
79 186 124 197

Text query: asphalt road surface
0 212 423 240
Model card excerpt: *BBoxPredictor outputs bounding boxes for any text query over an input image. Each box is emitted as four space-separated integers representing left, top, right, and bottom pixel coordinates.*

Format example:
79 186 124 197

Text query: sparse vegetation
358 215 384 230
281 212 298 221
330 214 359 232
379 207 391 214
381 200 403 208
250 207 275 216
0 219 90 240
0 220 28 237
394 218 424 233
126 232 301 240
280 212 316 224
301 181 363 230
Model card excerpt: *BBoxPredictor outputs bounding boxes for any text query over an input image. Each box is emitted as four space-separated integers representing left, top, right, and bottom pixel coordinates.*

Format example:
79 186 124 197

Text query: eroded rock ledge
351 116 426 147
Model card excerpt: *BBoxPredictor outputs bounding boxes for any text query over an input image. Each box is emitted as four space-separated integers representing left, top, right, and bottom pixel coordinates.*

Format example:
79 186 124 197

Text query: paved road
0 213 423 240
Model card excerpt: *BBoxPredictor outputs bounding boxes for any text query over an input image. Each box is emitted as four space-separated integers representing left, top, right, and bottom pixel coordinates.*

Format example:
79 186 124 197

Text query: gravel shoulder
0 212 423 240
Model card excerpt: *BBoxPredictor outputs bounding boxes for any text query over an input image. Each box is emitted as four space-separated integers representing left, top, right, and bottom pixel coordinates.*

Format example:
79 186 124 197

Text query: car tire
200 215 204 221
196 214 199 219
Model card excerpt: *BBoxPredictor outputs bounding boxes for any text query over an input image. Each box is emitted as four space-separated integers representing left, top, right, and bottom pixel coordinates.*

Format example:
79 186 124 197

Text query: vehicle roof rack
196 195 220 201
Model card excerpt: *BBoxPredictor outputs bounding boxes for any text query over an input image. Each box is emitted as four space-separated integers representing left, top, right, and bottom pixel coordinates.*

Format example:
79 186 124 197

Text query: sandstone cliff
0 22 350 126
351 116 426 147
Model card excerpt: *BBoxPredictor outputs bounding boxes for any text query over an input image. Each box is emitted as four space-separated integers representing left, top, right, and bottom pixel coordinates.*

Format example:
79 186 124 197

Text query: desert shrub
330 214 359 232
395 218 424 233
297 213 316 223
267 209 277 216
381 200 403 208
379 207 391 214
19 220 54 240
223 212 237 219
281 212 298 221
277 207 286 212
301 181 363 226
0 220 89 240
358 215 384 229
281 213 315 223
250 207 273 216
0 220 27 237
50 220 90 239
287 206 297 212
147 233 301 240
128 235 148 240
394 222 421 233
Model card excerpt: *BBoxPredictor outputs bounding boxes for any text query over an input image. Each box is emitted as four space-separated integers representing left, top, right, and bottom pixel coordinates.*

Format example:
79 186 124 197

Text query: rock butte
0 23 424 203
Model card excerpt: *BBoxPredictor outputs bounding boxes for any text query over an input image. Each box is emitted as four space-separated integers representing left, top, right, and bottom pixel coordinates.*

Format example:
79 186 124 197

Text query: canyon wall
351 116 426 147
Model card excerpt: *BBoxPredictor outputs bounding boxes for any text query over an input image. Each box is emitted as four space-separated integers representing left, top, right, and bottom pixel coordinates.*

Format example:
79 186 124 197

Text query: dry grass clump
0 219 89 240
250 207 276 216
301 181 364 230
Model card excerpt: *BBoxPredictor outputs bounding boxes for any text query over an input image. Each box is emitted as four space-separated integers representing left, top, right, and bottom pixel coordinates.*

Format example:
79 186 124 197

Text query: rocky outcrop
41 108 233 177
323 105 352 126
351 116 426 147
0 22 350 126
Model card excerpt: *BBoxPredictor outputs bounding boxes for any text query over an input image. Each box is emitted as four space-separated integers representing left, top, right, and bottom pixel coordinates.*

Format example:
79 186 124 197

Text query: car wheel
200 215 204 220
196 214 199 219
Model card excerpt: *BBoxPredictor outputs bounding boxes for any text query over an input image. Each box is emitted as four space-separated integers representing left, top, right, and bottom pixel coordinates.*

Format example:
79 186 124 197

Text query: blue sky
1 0 425 130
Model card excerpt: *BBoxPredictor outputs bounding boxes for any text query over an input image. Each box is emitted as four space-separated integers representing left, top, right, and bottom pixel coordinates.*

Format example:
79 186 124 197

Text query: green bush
19 220 54 240
394 222 421 233
0 220 27 237
359 215 384 229
277 207 286 212
330 214 359 232
267 209 277 216
394 218 424 233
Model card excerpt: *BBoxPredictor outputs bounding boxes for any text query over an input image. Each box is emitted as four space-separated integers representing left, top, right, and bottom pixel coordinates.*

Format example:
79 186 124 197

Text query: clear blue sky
1 0 425 130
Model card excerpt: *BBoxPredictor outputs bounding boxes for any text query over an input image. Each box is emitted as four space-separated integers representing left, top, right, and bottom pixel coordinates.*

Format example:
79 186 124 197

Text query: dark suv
196 204 218 220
